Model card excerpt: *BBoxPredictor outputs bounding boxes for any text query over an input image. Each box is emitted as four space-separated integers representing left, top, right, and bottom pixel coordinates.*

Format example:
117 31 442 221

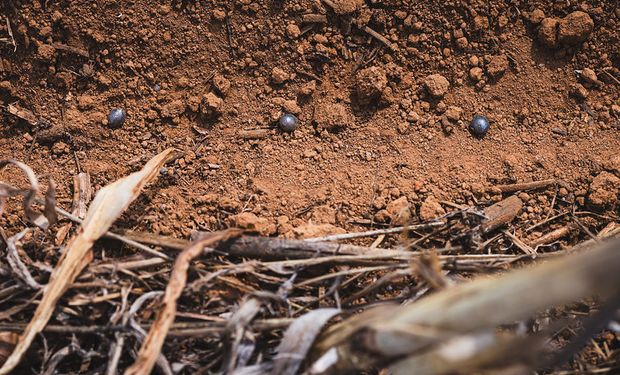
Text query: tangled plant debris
0 155 619 373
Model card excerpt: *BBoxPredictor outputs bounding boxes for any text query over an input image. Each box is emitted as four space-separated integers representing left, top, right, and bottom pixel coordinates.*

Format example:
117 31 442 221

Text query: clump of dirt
423 74 450 98
354 66 388 105
330 0 364 15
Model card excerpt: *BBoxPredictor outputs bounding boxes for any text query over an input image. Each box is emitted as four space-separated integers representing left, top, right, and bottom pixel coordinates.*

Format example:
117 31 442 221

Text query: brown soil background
1 1 619 238
0 0 619 372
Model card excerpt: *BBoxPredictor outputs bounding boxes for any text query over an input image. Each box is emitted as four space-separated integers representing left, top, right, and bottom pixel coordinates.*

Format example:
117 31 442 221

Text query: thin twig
5 16 16 52
303 222 444 242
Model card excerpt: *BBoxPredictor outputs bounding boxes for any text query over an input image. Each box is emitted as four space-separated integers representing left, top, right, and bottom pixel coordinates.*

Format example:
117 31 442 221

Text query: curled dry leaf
272 308 340 375
6 228 41 290
0 159 57 230
125 229 242 375
0 148 175 374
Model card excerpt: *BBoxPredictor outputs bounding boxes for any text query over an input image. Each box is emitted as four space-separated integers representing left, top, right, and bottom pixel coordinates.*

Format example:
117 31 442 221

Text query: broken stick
481 195 523 233
530 224 578 247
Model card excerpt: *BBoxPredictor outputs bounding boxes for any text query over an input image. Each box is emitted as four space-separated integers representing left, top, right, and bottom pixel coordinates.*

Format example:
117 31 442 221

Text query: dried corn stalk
0 148 175 374
125 229 242 375
308 238 620 374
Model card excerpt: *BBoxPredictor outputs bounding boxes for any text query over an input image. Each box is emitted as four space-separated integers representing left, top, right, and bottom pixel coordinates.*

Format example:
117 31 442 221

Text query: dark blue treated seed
469 115 490 138
279 113 299 132
108 108 126 128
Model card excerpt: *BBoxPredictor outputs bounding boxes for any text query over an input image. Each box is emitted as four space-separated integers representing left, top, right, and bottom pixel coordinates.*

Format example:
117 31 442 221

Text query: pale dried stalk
0 149 175 374
310 239 620 374
125 229 242 375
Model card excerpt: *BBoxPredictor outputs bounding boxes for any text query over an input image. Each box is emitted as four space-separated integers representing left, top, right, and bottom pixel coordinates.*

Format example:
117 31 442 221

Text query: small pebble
107 108 126 128
469 115 490 138
279 113 299 132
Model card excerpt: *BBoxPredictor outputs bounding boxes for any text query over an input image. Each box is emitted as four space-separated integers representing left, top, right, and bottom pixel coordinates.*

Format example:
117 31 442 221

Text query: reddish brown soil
0 3 619 243
1 1 620 373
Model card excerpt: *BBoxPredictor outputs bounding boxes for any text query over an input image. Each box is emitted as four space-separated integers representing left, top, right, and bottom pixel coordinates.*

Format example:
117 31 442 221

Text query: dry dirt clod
529 9 546 24
354 66 388 105
445 106 463 122
282 99 301 115
230 212 276 236
469 67 484 82
161 100 185 119
313 101 353 132
588 172 620 207
423 74 450 98
419 196 446 222
558 11 594 46
329 0 364 15
385 196 412 225
455 37 469 50
200 92 224 120
473 15 489 30
286 23 301 39
36 43 56 62
311 205 337 224
486 55 509 79
538 18 560 48
271 67 289 85
289 223 346 239
213 74 231 96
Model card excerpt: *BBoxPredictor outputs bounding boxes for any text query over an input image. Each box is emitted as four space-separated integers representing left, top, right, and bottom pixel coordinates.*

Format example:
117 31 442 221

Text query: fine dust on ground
0 1 619 240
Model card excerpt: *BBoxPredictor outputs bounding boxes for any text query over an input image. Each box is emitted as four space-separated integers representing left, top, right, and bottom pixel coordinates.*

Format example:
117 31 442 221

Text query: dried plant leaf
273 308 340 375
125 229 242 375
0 160 57 230
223 297 262 372
0 148 175 374
6 228 41 290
